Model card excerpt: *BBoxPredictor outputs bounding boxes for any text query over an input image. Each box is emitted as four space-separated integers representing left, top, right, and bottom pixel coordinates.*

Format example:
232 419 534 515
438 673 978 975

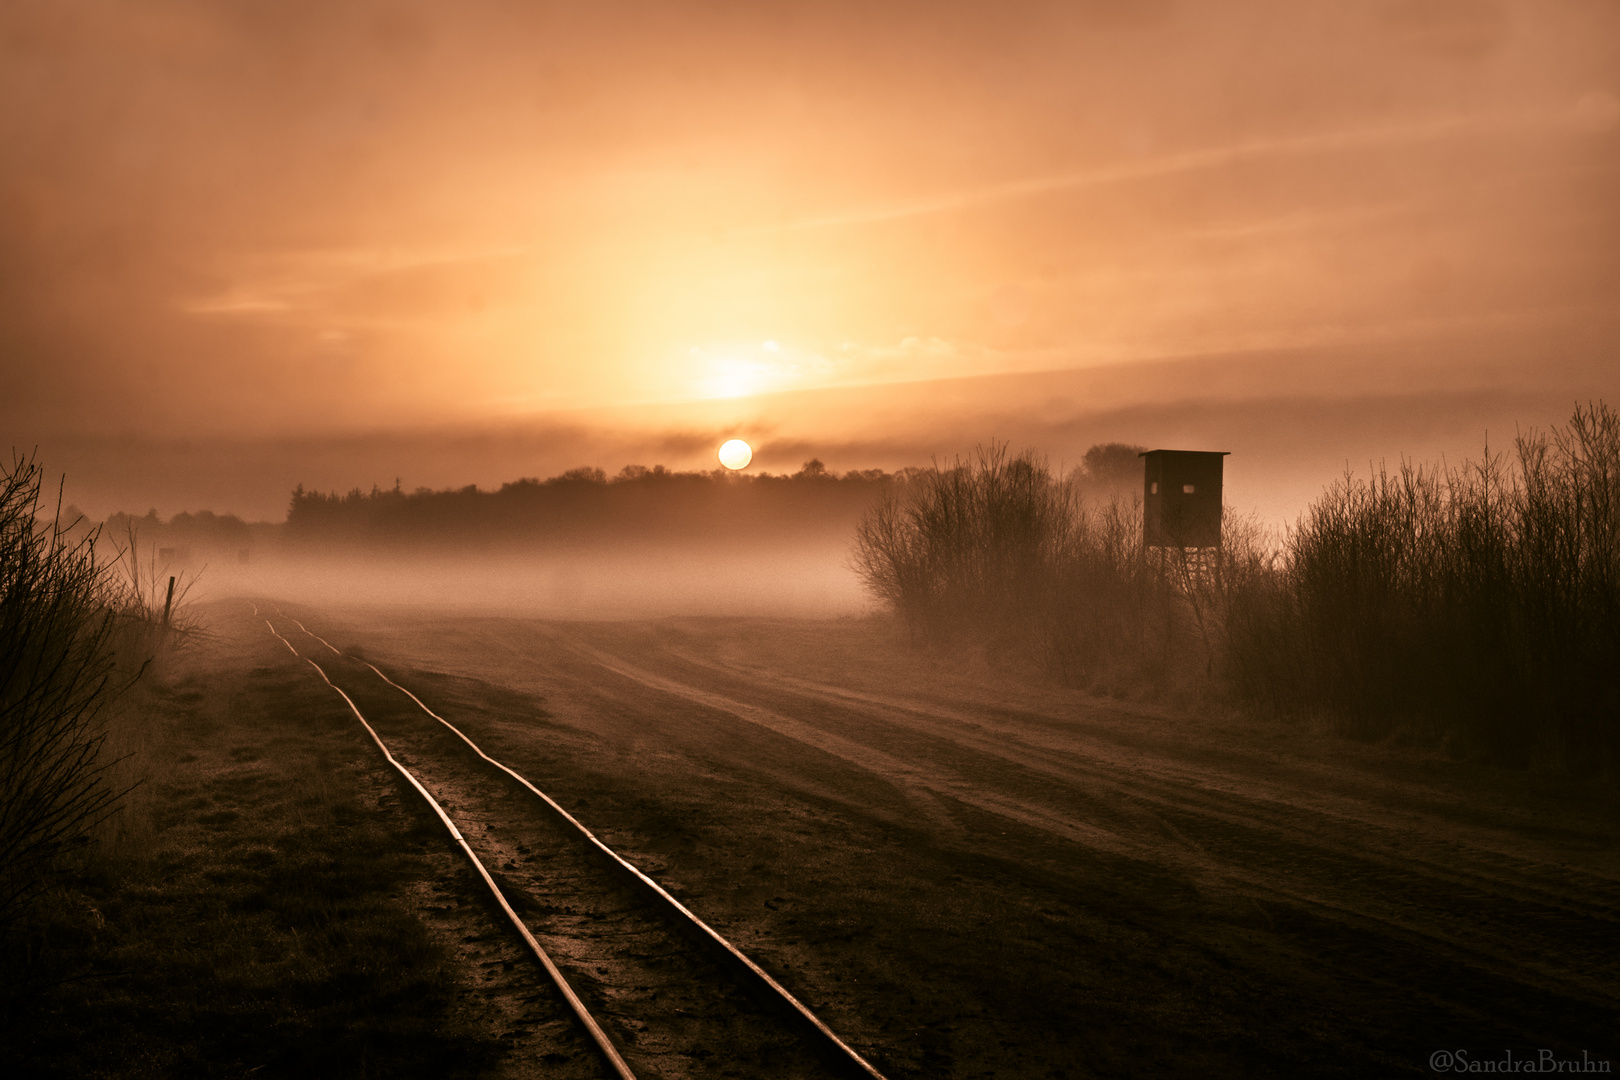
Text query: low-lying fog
98 465 895 618
191 541 869 619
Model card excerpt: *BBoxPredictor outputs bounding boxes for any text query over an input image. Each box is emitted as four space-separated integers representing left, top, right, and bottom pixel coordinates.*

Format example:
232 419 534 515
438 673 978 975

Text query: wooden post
162 575 175 629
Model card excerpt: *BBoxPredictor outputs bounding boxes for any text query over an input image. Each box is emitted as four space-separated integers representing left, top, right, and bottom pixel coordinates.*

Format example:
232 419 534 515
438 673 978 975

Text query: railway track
260 611 888 1080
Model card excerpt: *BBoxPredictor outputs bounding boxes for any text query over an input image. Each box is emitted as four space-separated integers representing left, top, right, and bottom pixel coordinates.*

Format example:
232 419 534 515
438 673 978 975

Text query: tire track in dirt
411 617 1611 1017
328 615 1620 941
275 608 1620 1075
560 635 1149 856
549 627 1620 1013
669 642 1620 907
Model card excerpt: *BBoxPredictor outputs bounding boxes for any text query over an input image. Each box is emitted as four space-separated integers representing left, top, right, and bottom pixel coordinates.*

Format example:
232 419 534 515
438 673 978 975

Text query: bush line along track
257 609 887 1080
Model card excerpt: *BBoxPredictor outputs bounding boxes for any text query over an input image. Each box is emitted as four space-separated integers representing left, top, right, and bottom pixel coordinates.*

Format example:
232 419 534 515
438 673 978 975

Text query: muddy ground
11 600 1618 1077
289 602 1619 1077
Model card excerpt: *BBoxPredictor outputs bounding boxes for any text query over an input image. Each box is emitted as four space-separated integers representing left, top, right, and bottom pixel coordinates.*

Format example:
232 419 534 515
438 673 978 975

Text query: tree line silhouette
285 460 899 548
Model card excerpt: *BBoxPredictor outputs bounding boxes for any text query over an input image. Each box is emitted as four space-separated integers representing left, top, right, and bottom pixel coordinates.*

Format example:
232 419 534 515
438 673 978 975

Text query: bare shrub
1041 492 1165 688
0 456 172 939
857 407 1619 774
853 445 1208 689
852 445 1078 642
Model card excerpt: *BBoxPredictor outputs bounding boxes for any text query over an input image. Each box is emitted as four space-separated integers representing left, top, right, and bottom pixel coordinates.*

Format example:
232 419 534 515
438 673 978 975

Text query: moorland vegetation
854 403 1620 777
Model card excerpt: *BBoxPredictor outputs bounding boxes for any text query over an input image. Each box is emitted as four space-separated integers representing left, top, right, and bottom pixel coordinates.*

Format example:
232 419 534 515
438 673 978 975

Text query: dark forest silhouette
283 460 899 550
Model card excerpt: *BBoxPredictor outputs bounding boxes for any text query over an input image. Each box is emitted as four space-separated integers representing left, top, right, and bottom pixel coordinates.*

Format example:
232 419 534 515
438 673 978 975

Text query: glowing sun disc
718 439 753 470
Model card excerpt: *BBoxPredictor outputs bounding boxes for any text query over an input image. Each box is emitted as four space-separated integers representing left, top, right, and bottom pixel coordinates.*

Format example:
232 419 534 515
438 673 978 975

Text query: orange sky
2 0 1617 521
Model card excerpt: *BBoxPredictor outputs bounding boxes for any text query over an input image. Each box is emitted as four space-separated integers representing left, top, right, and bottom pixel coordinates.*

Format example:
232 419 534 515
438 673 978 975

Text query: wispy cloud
746 110 1545 235
178 245 527 319
180 294 298 315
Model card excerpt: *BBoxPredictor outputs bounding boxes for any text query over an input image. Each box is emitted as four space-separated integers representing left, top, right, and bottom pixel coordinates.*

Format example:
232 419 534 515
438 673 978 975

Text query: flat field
15 601 1619 1078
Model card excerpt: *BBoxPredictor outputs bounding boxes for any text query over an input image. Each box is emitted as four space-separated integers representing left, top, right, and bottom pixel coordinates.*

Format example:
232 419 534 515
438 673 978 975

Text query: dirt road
261 605 1620 1078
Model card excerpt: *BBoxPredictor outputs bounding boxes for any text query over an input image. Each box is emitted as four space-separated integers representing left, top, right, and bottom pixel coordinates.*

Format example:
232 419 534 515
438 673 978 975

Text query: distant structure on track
1139 449 1229 550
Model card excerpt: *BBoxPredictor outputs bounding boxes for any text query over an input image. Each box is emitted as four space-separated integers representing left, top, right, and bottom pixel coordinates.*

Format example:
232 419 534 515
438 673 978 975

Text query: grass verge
0 625 504 1079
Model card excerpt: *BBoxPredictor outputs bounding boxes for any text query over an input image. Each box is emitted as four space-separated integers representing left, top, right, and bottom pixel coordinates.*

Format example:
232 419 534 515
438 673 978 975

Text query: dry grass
1 638 502 1078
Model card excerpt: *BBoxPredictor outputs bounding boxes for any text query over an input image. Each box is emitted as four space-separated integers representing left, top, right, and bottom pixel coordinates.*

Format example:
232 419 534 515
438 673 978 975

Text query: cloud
745 108 1549 235
179 245 529 322
3 0 1618 463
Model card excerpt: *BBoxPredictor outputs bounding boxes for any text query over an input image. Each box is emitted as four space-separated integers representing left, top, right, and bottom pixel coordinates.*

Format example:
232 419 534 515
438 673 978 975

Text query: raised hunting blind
1140 449 1229 549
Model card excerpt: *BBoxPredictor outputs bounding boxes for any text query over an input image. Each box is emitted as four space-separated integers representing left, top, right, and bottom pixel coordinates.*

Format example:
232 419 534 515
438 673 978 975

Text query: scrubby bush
853 445 1079 642
856 407 1619 776
0 456 152 938
853 444 1253 690
1041 489 1170 688
1231 403 1620 773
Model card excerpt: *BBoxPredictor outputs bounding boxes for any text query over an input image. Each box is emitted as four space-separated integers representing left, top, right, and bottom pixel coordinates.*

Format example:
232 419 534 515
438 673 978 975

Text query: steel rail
266 620 299 656
265 620 638 1080
288 616 340 656
355 655 890 1080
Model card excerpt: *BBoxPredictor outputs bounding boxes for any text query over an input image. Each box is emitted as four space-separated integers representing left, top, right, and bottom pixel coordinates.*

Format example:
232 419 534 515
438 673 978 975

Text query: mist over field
155 524 871 618
95 463 892 617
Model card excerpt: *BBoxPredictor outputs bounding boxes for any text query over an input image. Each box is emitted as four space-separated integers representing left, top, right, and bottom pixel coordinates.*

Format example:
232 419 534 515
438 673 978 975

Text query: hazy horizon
36 327 1620 525
5 0 1618 526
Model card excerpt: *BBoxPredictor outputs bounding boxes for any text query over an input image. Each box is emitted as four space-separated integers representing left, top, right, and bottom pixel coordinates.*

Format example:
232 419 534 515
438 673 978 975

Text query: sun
718 439 753 470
